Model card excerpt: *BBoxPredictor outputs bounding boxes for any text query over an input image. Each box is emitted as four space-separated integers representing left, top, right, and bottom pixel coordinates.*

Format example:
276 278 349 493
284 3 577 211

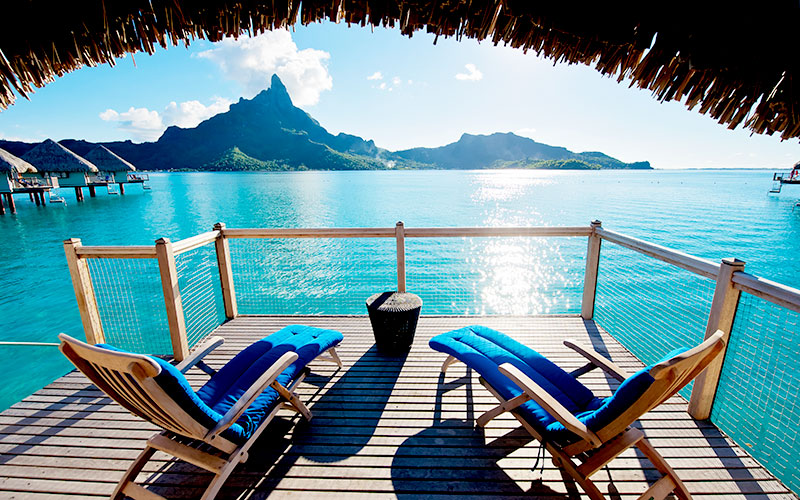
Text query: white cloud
99 107 164 141
100 97 233 141
0 131 42 142
456 63 483 81
197 30 332 106
372 75 405 92
367 71 383 81
515 128 538 139
162 97 232 129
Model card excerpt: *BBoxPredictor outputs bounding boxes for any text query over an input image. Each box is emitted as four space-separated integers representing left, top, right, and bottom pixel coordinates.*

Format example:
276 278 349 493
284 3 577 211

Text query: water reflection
466 170 580 315
473 238 578 315
472 170 555 203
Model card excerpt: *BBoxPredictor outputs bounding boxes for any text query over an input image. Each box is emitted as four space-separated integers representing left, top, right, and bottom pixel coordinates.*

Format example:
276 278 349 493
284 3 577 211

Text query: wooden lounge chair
430 325 726 500
59 324 343 500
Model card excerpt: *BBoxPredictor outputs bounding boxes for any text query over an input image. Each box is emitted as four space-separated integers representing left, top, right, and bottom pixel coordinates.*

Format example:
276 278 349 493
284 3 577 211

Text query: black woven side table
366 292 422 353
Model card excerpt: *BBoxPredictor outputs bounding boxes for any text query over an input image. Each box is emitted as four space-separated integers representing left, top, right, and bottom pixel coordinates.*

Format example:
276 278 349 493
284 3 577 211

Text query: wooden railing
593 227 800 419
11 177 55 189
64 221 800 420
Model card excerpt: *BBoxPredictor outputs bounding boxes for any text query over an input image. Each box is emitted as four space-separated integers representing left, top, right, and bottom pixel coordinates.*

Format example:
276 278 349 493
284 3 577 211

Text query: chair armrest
498 362 602 447
205 351 299 440
176 336 224 374
563 340 629 382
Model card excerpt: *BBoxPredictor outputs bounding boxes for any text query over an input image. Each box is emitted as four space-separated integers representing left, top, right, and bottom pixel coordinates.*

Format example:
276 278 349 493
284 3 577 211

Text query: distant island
0 75 651 172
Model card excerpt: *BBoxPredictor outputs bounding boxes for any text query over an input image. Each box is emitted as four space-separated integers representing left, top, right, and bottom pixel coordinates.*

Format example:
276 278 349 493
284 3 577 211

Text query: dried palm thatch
0 147 37 174
84 145 137 172
0 2 799 139
22 139 99 173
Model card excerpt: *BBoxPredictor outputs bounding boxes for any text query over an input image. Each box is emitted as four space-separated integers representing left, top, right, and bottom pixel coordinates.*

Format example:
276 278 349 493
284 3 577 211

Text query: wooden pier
770 171 800 193
0 186 51 214
0 315 794 499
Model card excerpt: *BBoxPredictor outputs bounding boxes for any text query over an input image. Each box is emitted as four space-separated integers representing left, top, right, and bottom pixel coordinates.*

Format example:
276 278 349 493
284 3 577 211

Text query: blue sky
1 22 799 169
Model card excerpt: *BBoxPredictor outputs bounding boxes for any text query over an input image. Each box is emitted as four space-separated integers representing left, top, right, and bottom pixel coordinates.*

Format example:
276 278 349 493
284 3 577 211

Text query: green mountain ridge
390 133 650 170
0 75 651 171
200 147 296 171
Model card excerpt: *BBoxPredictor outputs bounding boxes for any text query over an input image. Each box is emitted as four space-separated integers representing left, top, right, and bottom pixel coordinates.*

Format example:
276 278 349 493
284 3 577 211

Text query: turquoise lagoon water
1 169 800 490
1 169 798 409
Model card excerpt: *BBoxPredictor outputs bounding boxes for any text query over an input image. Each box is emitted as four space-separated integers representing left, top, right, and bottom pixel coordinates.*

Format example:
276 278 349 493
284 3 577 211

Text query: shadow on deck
0 316 793 499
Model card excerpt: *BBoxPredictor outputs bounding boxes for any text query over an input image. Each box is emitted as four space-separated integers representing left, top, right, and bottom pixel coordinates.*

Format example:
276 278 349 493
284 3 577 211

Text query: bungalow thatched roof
22 139 98 173
84 145 137 172
1 3 799 140
0 147 37 174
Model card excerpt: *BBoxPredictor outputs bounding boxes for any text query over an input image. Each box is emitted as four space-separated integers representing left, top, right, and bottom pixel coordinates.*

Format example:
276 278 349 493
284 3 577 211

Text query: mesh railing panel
229 238 397 314
175 245 226 347
405 237 585 314
87 257 171 354
712 293 800 493
594 243 715 398
228 236 586 315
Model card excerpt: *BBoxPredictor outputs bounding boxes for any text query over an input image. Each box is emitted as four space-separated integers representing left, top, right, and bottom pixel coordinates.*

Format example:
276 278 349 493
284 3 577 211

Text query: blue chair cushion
98 324 343 445
197 324 343 443
429 326 686 444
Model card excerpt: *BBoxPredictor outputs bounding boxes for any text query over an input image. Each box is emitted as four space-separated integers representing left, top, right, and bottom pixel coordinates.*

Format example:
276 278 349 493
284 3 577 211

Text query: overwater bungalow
84 145 149 194
770 161 800 193
0 147 55 213
1 3 800 500
21 139 99 201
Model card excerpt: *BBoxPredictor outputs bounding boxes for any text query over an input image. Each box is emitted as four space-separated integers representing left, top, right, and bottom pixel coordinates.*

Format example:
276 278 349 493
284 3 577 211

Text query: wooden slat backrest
595 330 726 443
58 334 210 440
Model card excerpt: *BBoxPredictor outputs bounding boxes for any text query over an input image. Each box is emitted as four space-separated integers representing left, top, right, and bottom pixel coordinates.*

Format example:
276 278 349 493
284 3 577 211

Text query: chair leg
272 380 313 421
327 347 343 368
636 438 692 500
201 455 243 500
476 393 529 427
286 393 312 421
111 445 157 500
316 347 343 367
550 447 607 500
441 355 459 373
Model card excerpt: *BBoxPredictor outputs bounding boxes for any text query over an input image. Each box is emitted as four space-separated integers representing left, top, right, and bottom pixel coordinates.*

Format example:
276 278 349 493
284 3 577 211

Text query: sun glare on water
465 171 579 315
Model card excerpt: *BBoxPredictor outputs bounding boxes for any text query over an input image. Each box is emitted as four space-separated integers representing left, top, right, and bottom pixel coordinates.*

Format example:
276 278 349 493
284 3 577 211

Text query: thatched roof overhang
22 139 99 173
0 147 37 174
84 145 137 172
0 2 799 139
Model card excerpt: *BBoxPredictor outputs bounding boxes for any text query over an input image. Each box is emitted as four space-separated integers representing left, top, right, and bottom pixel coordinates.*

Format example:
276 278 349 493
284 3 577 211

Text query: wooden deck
0 316 795 499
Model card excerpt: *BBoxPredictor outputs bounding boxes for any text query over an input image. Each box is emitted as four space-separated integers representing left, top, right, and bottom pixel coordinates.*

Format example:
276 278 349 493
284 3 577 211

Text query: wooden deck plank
0 315 794 499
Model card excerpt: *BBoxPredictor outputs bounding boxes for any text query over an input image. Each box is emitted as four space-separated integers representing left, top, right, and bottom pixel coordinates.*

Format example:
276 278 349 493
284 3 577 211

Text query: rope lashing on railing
0 341 59 346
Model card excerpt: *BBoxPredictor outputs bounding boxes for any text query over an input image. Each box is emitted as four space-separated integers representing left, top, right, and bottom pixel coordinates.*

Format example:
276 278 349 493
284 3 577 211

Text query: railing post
213 222 238 319
63 238 105 344
155 238 189 361
396 221 406 293
581 220 602 320
688 257 745 419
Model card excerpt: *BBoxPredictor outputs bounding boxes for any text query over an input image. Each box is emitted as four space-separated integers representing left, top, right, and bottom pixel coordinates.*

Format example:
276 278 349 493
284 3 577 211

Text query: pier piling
28 193 34 202
74 187 84 202
5 193 16 214
33 192 40 206
119 183 125 195
88 186 96 197
0 194 4 215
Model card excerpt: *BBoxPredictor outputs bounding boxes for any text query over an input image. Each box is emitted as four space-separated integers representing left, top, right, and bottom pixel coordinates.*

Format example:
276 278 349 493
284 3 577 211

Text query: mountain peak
243 74 292 108
270 73 287 91
267 74 290 102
